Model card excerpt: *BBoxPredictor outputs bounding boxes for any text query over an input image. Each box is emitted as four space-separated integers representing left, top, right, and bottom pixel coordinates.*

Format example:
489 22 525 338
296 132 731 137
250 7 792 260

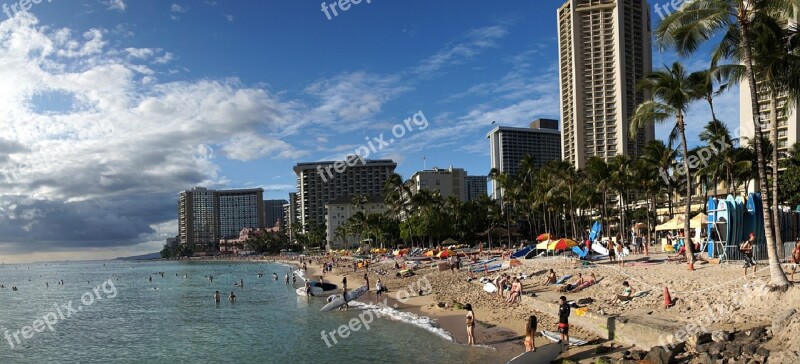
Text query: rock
755 347 770 360
772 309 796 334
766 350 799 364
742 343 758 355
686 333 713 352
577 297 593 304
696 343 710 353
724 343 742 357
693 352 715 364
644 346 675 364
712 330 731 342
708 342 726 355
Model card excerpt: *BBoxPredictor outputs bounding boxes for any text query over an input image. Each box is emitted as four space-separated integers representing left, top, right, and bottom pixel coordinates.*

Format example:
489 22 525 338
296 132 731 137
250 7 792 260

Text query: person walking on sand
524 315 537 352
465 304 476 345
557 296 570 352
741 233 757 278
363 272 369 292
375 279 384 300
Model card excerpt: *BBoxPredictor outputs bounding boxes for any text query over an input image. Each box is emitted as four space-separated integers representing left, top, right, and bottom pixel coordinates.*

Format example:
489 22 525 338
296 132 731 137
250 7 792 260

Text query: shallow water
0 261 498 363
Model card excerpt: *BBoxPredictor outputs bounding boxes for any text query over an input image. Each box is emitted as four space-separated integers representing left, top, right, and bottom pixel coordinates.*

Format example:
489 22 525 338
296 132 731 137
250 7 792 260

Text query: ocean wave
348 301 453 342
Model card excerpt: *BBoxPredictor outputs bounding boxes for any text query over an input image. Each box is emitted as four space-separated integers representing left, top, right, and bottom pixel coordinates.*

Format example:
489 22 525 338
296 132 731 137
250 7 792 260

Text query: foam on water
349 300 454 342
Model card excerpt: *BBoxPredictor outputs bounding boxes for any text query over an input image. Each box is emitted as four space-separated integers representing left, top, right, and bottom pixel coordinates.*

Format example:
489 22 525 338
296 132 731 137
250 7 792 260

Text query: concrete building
487 120 562 198
325 196 386 249
263 199 287 229
293 159 396 233
739 16 800 165
178 187 264 250
557 0 654 169
283 192 298 235
407 167 467 201
465 175 489 201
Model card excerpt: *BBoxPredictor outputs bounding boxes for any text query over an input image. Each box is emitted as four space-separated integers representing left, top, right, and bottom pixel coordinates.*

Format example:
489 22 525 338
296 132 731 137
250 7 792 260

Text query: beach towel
555 275 572 284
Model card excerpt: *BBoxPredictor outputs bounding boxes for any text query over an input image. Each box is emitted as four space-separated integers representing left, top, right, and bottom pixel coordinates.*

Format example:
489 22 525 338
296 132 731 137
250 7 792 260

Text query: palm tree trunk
678 114 695 266
769 90 785 261
740 17 790 287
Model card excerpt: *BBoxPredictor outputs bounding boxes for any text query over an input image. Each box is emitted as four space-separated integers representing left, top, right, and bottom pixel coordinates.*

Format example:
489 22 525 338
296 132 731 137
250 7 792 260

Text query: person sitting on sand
569 273 596 292
465 304 476 345
542 269 557 285
559 273 583 292
606 281 634 304
524 315 537 352
506 278 522 304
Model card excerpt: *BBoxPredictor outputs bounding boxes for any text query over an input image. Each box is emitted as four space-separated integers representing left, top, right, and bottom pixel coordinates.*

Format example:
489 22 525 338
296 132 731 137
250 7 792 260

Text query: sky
0 0 737 263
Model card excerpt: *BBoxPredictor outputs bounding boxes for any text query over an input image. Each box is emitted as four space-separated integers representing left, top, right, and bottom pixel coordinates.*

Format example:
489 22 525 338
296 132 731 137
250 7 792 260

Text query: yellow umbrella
535 241 550 250
424 250 437 257
548 238 579 251
437 249 455 258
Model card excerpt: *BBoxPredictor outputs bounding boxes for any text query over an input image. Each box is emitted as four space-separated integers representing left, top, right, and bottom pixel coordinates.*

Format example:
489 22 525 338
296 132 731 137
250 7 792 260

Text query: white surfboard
483 282 498 293
296 286 323 296
541 330 588 346
591 243 609 256
507 344 562 364
320 285 369 312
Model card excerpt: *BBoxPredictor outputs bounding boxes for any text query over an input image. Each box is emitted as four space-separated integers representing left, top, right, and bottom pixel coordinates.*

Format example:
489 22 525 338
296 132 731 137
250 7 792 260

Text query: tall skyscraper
487 119 562 198
263 199 288 228
739 15 800 164
178 187 265 250
558 0 654 169
293 160 396 232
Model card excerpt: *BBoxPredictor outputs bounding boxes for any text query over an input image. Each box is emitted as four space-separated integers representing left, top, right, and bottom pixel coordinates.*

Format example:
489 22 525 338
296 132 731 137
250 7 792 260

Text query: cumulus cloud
0 13 303 255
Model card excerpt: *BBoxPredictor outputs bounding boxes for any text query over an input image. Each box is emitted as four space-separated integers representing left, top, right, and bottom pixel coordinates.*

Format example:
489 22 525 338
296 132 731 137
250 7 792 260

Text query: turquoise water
0 261 498 363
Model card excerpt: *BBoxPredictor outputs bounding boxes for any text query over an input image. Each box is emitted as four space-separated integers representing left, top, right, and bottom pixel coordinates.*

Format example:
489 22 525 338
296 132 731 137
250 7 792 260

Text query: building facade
293 160 396 233
739 15 800 165
464 175 489 201
487 120 562 198
325 196 386 249
178 187 264 250
557 0 654 169
407 167 467 201
263 199 287 229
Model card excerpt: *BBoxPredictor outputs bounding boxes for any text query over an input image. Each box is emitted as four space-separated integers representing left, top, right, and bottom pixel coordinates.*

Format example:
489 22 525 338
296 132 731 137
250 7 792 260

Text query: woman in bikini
465 303 475 345
524 315 537 352
506 278 522 304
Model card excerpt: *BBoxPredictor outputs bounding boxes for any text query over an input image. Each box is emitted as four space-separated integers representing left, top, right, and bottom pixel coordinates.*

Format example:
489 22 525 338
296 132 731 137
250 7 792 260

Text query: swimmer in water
229 291 236 302
214 290 221 302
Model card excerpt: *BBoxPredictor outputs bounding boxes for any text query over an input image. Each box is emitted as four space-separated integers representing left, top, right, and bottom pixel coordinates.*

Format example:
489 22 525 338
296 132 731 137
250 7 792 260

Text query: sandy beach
273 251 800 363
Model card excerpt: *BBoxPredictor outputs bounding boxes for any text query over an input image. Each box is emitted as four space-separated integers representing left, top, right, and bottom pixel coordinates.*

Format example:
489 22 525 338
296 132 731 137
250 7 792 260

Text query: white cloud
105 0 126 12
171 4 187 13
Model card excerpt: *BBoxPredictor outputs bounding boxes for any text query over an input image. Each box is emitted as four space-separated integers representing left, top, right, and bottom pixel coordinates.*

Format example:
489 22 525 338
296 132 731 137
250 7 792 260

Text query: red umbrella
536 233 551 241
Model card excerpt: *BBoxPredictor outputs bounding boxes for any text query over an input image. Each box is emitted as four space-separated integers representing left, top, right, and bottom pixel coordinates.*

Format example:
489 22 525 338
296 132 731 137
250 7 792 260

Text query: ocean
0 261 499 363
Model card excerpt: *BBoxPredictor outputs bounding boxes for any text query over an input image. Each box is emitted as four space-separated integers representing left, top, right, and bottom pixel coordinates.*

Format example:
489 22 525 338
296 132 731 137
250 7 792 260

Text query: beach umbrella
424 250 437 257
548 238 579 251
437 249 454 258
535 240 550 250
501 259 522 269
536 233 551 241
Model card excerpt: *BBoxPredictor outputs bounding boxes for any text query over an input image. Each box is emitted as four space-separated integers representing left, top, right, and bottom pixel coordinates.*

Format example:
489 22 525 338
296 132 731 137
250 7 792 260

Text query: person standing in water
465 304 475 345
229 291 236 302
214 291 221 303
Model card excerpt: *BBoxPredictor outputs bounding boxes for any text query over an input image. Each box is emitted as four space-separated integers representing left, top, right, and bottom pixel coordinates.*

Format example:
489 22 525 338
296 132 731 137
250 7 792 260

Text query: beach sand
276 252 800 363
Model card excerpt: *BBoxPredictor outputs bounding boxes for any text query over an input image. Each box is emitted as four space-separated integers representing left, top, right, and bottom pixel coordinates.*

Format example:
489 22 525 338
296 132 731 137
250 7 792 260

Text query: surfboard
308 280 338 292
735 196 745 246
588 221 601 242
506 343 561 364
541 330 588 346
707 197 716 257
483 282 498 293
717 199 730 247
727 195 738 248
755 193 765 246
591 243 609 256
320 285 369 312
296 286 322 296
744 193 756 244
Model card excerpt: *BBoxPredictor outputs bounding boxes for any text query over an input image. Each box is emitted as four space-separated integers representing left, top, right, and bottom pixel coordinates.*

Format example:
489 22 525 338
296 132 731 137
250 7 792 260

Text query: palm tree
641 140 678 218
383 173 411 222
584 157 612 238
656 0 798 286
630 62 700 267
608 155 633 240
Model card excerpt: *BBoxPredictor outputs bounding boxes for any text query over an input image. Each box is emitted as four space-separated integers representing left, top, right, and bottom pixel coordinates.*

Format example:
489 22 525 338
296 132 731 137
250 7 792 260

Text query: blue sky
0 0 738 262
